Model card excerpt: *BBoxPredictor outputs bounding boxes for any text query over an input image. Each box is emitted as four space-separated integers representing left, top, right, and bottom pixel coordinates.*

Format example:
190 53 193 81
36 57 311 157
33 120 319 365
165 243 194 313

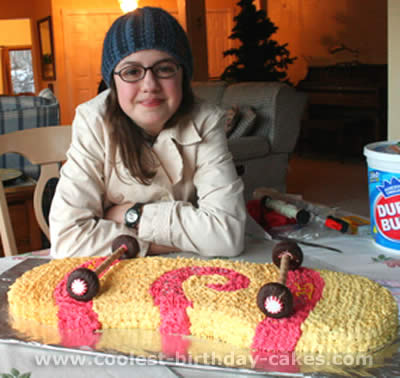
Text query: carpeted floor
286 153 370 218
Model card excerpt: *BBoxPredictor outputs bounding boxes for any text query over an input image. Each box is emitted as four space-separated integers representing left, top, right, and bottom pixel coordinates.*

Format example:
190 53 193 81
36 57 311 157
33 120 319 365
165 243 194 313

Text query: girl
49 7 246 257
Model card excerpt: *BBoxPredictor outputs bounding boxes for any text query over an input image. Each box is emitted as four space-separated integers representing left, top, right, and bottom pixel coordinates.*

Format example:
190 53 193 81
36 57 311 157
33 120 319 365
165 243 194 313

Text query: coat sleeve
49 105 148 258
138 109 247 257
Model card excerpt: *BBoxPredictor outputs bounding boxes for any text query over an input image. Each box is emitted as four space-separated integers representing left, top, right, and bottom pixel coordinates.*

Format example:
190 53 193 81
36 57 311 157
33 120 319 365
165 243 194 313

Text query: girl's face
114 49 183 136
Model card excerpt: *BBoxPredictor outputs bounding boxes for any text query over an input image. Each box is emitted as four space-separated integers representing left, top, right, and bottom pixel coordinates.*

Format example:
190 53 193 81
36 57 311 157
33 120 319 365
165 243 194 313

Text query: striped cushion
227 106 257 139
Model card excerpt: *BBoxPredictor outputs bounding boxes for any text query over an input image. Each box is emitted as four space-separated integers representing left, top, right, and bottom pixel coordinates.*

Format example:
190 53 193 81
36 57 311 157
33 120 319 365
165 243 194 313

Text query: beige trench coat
49 91 246 257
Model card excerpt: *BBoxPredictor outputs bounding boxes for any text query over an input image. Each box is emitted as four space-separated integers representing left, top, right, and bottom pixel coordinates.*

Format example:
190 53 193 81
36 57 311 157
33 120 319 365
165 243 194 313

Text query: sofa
192 81 308 202
0 89 60 179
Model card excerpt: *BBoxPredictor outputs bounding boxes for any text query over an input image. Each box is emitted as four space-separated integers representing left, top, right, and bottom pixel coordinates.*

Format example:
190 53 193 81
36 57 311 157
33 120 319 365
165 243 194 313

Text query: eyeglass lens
116 60 179 82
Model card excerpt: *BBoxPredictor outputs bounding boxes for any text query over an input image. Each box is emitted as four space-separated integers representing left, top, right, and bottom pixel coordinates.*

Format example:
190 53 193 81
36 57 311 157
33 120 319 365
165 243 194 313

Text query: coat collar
159 118 202 146
152 119 202 186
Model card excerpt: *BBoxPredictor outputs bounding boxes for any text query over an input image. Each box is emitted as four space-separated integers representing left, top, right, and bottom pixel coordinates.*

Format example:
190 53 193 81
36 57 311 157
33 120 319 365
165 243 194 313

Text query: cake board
0 258 399 377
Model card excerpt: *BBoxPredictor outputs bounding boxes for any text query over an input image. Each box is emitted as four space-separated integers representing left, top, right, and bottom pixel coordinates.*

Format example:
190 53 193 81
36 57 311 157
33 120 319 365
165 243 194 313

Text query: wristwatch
124 203 144 229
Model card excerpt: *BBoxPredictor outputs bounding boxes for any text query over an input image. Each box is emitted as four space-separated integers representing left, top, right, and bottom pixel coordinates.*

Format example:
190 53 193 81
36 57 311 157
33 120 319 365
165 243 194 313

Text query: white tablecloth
0 221 399 378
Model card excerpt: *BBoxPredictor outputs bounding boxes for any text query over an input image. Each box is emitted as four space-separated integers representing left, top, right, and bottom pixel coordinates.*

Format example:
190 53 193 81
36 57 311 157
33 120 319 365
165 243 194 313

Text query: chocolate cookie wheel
67 235 139 302
257 241 303 318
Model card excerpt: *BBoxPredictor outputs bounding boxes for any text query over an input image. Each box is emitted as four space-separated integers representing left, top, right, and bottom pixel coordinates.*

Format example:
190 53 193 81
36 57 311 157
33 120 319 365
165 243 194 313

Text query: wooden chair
0 126 72 256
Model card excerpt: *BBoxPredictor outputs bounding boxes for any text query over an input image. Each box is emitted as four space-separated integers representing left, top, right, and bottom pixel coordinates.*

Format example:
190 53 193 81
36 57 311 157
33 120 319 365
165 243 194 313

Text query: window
1 46 35 95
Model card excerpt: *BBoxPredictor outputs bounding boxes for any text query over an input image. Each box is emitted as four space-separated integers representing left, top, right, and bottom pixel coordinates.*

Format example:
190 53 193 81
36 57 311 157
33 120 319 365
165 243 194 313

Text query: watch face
126 209 139 224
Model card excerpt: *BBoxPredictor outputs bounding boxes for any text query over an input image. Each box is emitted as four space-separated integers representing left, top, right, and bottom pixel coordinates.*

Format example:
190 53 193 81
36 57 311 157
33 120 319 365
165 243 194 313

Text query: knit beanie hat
101 7 193 87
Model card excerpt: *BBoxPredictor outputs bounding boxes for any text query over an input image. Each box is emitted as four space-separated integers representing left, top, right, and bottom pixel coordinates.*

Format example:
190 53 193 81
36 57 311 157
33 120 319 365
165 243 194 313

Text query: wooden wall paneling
206 8 234 79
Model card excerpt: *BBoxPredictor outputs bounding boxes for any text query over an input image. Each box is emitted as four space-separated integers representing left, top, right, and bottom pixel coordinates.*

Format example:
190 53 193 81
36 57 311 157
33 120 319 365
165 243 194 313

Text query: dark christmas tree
221 0 296 84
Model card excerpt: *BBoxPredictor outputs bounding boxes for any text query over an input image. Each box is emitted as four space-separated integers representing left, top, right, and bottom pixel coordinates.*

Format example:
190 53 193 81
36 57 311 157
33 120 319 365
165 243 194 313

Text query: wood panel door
62 10 120 122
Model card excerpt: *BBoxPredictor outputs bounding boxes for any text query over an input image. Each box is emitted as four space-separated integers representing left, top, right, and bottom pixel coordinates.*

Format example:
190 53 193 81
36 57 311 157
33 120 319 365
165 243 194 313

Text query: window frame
1 45 36 95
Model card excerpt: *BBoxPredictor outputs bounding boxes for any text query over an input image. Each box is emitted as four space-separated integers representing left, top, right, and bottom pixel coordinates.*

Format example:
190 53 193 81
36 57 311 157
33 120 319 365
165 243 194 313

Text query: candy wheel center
264 295 283 314
71 278 88 296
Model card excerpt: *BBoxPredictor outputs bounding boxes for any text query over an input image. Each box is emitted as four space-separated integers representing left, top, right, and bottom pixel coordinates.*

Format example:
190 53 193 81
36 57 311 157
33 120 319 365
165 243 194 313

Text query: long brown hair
104 73 195 185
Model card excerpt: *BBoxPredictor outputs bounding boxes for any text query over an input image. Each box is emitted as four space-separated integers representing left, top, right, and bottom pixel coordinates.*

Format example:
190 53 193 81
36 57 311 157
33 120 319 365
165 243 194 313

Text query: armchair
192 81 308 201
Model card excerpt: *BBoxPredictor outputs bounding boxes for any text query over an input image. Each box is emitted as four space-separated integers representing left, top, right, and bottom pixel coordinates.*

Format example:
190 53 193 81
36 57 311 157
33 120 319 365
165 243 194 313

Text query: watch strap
124 202 144 229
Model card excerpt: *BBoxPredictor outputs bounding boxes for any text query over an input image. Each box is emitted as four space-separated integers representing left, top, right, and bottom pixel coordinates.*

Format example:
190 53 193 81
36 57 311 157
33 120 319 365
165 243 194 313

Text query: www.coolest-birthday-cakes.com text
32 351 374 369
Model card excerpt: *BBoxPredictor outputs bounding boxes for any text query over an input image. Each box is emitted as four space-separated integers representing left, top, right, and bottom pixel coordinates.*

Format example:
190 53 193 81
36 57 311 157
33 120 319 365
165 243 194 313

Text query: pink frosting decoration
252 267 325 355
150 266 250 336
54 258 119 348
161 333 191 360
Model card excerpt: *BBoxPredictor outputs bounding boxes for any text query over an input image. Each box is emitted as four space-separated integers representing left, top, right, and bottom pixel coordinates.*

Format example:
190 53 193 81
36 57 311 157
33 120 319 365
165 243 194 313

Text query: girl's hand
105 203 181 255
104 203 133 224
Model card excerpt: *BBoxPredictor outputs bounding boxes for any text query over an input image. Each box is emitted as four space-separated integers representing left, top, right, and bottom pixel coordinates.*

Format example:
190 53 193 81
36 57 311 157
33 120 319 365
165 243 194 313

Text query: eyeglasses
114 60 181 83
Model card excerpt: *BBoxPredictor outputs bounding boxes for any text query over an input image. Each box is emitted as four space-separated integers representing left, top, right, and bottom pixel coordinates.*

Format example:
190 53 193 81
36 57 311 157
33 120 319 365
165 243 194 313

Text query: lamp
119 0 138 13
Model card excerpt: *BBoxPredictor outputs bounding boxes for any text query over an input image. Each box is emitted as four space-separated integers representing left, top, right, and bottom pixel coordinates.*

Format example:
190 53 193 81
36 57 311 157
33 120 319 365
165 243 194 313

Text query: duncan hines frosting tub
364 141 400 252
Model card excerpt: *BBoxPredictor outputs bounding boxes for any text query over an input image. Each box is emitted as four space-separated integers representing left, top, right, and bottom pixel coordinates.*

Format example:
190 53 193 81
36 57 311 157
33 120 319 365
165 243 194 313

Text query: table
1 177 42 256
0 219 399 377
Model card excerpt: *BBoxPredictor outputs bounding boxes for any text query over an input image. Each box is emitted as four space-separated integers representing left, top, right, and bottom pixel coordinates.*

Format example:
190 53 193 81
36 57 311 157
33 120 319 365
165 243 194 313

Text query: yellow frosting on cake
296 270 399 354
7 256 399 362
8 258 88 325
184 259 275 347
